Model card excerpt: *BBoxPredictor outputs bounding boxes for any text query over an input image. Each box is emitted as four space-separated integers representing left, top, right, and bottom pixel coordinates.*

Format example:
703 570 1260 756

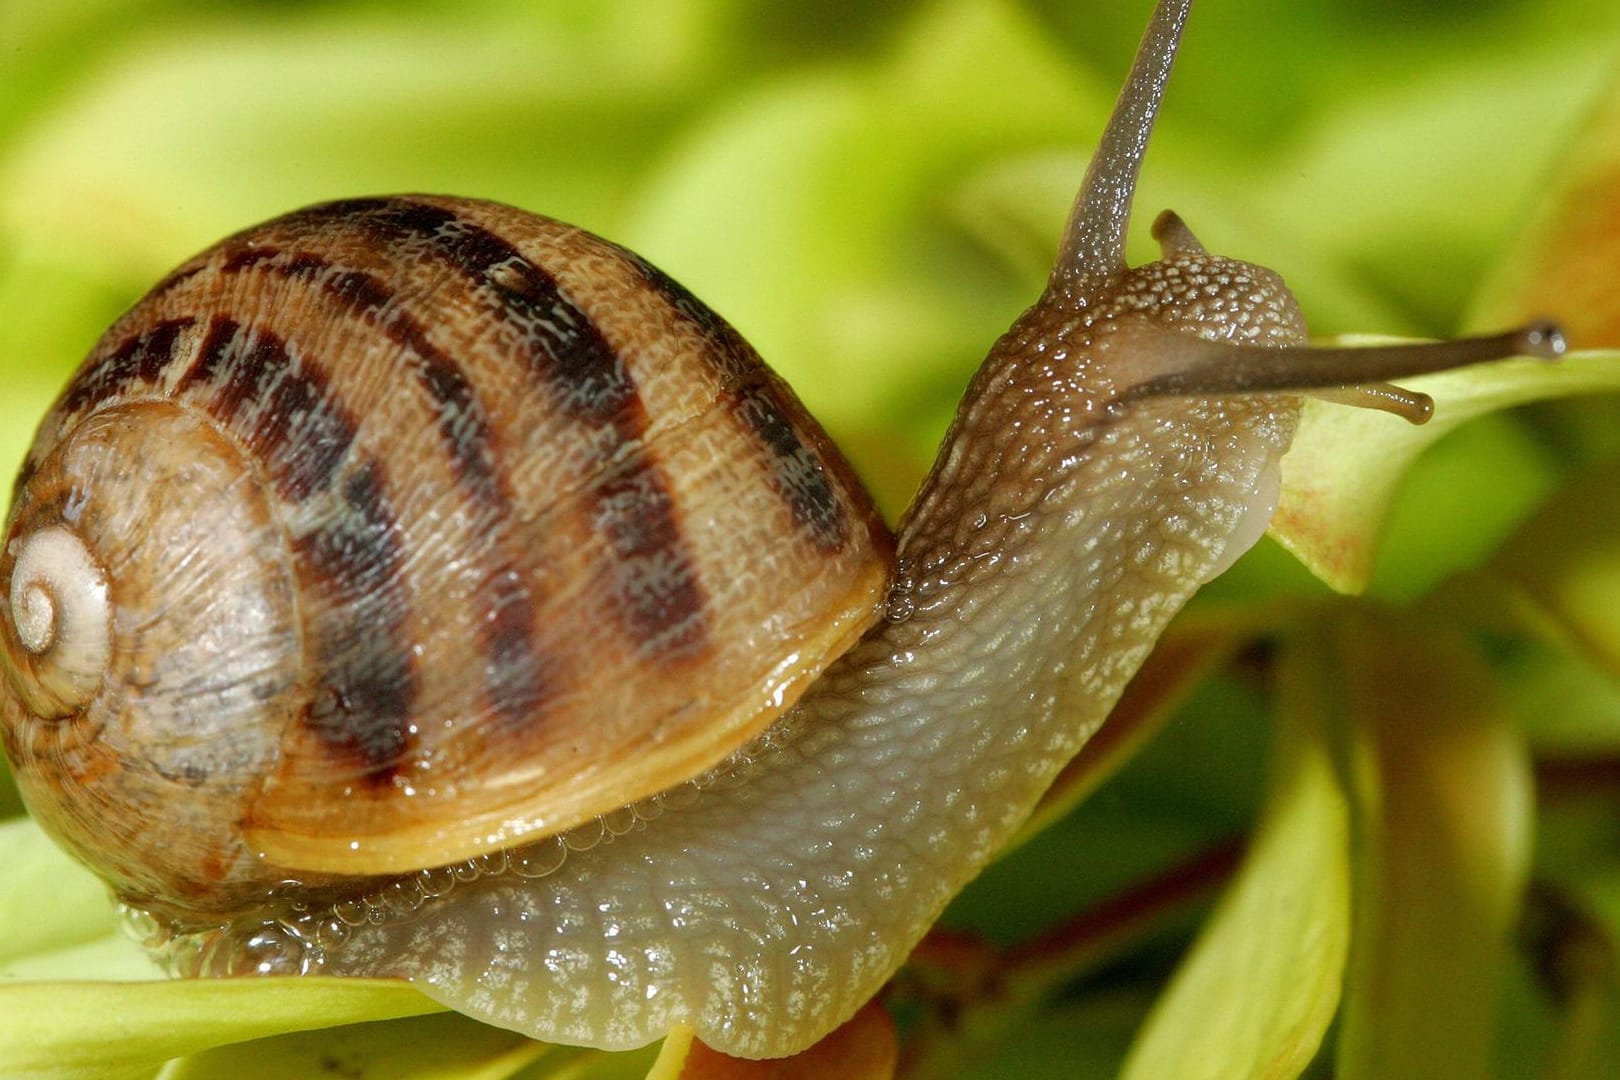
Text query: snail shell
0 196 891 920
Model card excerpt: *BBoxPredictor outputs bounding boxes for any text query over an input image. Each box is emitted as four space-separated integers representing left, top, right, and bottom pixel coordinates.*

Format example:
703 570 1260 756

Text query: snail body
0 0 1565 1061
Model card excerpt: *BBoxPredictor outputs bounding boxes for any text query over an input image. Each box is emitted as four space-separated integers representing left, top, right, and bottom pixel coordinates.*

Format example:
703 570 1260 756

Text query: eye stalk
1116 211 1569 424
5 526 111 717
1118 313 1568 424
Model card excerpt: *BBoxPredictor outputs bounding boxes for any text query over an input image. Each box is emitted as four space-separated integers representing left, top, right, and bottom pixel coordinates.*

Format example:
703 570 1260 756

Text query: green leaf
0 5 723 272
159 1013 551 1080
0 818 123 970
1271 346 1620 594
1487 457 1620 678
1248 29 1615 335
1119 639 1350 1080
1467 65 1620 346
1328 610 1532 1080
0 979 442 1080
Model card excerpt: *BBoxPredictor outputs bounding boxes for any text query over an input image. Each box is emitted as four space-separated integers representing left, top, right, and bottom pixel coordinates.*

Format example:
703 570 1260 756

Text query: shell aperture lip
7 524 111 715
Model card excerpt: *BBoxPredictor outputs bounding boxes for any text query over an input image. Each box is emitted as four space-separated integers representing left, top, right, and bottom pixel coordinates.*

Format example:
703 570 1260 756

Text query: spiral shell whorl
5 527 110 713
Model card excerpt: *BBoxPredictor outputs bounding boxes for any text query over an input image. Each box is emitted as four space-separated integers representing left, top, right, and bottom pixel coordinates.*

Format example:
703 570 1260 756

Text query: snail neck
827 289 1300 774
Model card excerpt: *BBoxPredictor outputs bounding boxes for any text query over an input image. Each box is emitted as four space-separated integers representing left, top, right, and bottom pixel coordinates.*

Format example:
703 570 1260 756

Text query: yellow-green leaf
0 978 442 1080
1488 457 1620 678
1119 643 1350 1080
160 1013 550 1080
0 818 123 970
1271 346 1620 594
1468 66 1620 346
1329 610 1532 1079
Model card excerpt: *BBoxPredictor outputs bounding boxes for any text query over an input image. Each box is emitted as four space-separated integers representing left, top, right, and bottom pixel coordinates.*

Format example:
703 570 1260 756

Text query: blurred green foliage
2 1 1620 1077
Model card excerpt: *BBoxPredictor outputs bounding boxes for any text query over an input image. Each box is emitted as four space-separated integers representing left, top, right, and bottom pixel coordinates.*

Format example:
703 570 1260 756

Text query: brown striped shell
0 195 892 919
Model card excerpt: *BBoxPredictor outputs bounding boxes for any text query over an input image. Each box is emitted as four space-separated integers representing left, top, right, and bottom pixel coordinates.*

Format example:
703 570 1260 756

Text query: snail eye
6 525 111 717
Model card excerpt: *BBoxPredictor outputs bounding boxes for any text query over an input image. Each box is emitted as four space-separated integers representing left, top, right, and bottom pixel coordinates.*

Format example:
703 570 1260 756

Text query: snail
0 0 1567 1062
